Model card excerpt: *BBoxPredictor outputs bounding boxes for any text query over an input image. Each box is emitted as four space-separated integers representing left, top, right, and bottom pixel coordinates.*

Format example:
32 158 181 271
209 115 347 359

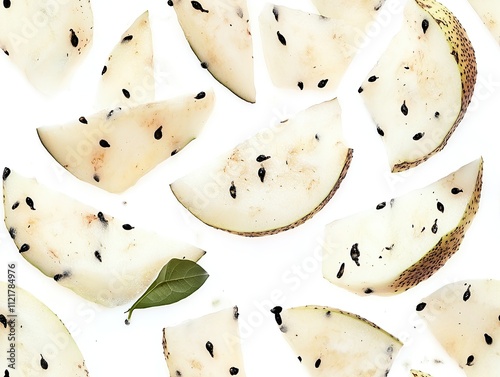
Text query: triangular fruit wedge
271 305 402 376
97 10 154 110
416 279 500 377
467 0 500 44
0 0 93 94
163 306 246 377
323 158 483 295
0 282 89 375
37 90 215 193
259 4 357 92
358 0 477 172
2 168 205 307
169 0 255 103
170 98 353 236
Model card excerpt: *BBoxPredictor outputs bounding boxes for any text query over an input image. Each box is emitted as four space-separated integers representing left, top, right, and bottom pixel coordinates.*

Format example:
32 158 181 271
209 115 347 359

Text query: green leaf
125 258 209 323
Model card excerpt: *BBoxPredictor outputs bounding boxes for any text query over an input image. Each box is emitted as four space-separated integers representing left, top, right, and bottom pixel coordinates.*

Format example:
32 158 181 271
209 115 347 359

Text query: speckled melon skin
0 282 89 376
2 168 205 307
410 370 433 377
0 0 93 95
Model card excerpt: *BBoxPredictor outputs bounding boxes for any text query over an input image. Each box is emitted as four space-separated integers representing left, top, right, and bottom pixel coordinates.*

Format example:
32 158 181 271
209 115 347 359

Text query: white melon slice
259 4 357 92
417 279 500 377
170 98 353 236
169 0 255 103
359 0 477 172
312 0 385 34
271 305 402 376
323 158 483 295
0 0 93 94
37 90 215 193
0 282 89 376
162 306 246 377
467 0 500 44
2 168 205 307
97 10 154 109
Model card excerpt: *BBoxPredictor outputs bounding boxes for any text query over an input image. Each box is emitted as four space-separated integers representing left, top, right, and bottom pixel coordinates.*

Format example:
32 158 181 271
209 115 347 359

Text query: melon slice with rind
0 281 89 376
170 98 353 236
97 10 154 109
169 0 255 103
323 158 483 295
259 4 358 92
359 0 477 172
162 306 246 377
467 0 500 45
272 305 402 376
0 0 93 95
37 90 215 193
416 279 500 377
2 168 205 307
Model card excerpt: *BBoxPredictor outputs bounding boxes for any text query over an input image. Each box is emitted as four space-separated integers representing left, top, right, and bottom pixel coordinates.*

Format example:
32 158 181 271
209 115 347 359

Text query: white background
1 0 499 376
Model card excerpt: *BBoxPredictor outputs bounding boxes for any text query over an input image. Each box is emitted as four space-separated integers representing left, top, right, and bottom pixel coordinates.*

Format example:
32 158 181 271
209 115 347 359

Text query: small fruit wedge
97 10 154 109
37 90 214 193
271 305 402 376
162 306 246 377
169 0 255 103
0 282 89 376
323 158 483 295
0 0 93 95
259 4 358 92
411 370 433 377
358 0 477 172
170 98 353 236
467 0 500 44
2 168 205 307
416 280 500 377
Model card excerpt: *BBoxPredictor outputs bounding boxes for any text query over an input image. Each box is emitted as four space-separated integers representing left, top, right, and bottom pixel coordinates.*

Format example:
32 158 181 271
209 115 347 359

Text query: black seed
368 75 378 82
2 49 8 56
195 91 206 99
101 65 107 75
122 224 134 230
205 341 214 357
336 263 345 279
70 29 79 47
4 369 9 377
416 302 427 311
229 182 237 199
176 371 182 376
431 219 438 234
99 139 111 148
277 31 286 45
258 167 266 183
0 314 7 328
315 133 320 141
485 333 493 345
376 126 385 136
79 116 88 124
3 0 11 8
10 201 18 210
93 174 100 182
107 109 115 118
8 228 15 239
2 167 11 181
122 89 130 98
229 367 239 375
201 62 208 69
451 187 463 195
350 243 360 266
376 202 386 210
364 288 374 294
298 356 302 362
271 306 283 325
122 35 133 42
256 155 270 162
401 101 408 116
358 86 364 93
233 306 239 320
191 1 208 12
94 250 102 262
26 197 35 210
317 79 328 88
167 0 173 6
437 202 444 213
40 354 48 370
53 273 66 281
315 359 321 368
466 355 474 366
272 6 279 21
434 111 440 118
154 126 163 140
463 285 471 301
413 132 424 141
422 19 429 34
19 244 30 253
97 211 108 225
325 310 331 317
297 81 304 90
171 149 178 156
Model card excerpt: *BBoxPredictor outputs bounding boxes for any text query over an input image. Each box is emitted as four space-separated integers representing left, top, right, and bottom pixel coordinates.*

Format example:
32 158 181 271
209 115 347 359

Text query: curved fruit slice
0 282 89 376
411 370 432 377
2 168 205 307
163 306 246 377
271 305 402 376
259 4 357 92
170 98 353 236
323 158 483 295
97 10 154 109
416 280 500 377
169 0 255 103
467 0 500 44
0 0 93 95
358 0 477 172
312 0 385 33
37 90 214 193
